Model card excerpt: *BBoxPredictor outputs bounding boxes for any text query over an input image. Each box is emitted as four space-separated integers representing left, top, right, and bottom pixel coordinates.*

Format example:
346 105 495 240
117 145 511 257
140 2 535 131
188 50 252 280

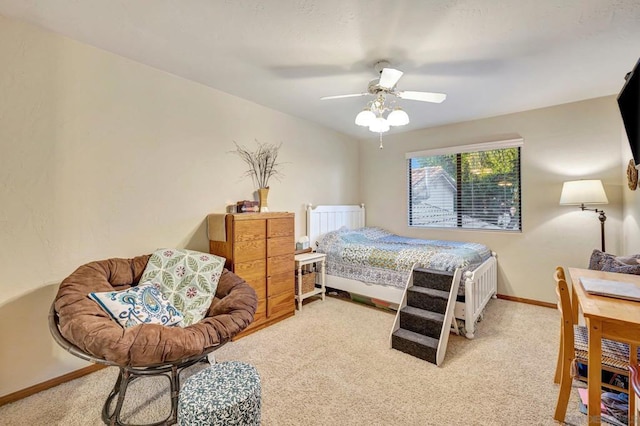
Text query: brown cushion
54 255 257 366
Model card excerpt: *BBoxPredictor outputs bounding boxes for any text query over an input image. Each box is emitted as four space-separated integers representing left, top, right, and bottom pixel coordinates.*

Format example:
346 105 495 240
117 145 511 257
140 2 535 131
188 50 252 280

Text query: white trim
405 137 524 159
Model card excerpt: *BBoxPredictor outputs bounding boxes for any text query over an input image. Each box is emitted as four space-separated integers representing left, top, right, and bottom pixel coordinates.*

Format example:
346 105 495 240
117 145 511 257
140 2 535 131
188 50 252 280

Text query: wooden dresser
208 212 295 337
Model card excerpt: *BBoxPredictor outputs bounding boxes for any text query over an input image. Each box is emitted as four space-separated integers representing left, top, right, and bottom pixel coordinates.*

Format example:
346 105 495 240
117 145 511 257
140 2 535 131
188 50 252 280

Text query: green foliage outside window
409 147 521 231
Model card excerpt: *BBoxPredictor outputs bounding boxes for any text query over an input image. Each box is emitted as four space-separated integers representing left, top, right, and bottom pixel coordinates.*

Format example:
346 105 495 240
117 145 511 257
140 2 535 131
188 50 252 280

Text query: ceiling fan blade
379 68 403 89
396 91 447 103
320 93 369 100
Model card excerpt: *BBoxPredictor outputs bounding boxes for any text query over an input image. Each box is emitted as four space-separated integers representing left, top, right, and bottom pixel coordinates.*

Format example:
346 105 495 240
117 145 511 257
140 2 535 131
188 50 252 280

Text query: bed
306 204 497 338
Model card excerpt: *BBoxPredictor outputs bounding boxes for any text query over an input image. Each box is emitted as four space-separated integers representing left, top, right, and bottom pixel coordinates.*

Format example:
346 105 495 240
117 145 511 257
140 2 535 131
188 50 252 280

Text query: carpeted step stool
390 268 460 366
178 361 261 426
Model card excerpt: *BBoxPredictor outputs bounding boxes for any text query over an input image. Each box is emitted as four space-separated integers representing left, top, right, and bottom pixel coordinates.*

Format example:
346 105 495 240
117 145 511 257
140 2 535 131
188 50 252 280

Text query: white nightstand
294 252 326 310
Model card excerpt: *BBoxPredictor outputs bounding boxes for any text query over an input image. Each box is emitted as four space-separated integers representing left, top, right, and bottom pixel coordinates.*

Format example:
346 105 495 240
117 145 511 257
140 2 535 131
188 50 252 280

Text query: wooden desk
569 268 640 425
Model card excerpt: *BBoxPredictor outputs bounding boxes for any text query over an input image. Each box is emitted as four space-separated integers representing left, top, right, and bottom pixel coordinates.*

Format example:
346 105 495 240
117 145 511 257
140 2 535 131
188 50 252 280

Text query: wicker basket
296 271 316 295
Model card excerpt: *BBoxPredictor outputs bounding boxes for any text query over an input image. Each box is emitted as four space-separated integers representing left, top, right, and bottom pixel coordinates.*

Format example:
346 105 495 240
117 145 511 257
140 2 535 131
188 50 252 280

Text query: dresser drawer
234 219 266 242
244 277 267 300
267 217 294 238
253 298 267 323
267 272 294 297
267 253 294 276
267 288 295 319
233 259 265 280
267 236 294 257
233 260 266 300
233 240 266 263
240 299 267 336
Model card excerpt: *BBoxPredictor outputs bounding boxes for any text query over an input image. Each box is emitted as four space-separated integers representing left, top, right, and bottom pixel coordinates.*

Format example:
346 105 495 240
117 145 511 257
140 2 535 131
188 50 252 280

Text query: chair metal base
102 355 211 426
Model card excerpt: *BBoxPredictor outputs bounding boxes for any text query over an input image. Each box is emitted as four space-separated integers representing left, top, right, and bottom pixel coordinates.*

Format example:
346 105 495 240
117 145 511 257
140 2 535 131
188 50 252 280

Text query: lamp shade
368 117 390 133
355 109 375 126
387 108 410 126
559 180 608 205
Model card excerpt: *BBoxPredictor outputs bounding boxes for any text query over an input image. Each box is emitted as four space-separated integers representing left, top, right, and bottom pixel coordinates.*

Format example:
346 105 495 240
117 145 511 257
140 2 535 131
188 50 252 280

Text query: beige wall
359 96 626 304
0 16 359 397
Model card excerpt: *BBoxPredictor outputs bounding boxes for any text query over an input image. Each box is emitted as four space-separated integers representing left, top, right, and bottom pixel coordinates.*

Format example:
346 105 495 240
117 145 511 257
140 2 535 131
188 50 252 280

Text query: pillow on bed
588 249 640 275
356 227 392 240
317 228 347 248
138 248 225 327
89 282 184 328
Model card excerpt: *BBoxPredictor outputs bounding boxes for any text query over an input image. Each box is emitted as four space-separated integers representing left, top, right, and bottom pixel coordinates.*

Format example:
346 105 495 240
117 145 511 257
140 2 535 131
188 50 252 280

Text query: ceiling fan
320 60 446 136
320 60 447 104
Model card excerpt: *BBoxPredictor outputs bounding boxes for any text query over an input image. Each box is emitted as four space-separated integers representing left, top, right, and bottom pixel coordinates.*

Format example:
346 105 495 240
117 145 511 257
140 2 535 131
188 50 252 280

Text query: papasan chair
49 250 257 426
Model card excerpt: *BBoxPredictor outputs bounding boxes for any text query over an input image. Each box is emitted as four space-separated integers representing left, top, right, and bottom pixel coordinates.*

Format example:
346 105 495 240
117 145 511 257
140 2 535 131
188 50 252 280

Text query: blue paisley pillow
89 282 184 328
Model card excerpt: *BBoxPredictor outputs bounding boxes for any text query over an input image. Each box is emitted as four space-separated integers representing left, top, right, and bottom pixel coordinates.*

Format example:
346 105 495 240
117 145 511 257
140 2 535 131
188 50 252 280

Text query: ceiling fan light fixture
321 61 446 140
387 108 410 126
369 117 390 133
355 109 375 126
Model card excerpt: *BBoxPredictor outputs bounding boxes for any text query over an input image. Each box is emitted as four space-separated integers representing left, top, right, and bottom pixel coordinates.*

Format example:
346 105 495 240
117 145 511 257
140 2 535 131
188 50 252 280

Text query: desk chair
553 266 632 422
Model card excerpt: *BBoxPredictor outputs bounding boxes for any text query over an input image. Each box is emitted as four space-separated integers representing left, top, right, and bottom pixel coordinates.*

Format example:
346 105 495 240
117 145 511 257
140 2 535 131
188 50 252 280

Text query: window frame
406 138 523 232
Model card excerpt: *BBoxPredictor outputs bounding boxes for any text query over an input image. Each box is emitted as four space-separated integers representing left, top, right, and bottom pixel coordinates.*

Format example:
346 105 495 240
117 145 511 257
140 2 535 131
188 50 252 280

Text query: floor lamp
559 179 609 252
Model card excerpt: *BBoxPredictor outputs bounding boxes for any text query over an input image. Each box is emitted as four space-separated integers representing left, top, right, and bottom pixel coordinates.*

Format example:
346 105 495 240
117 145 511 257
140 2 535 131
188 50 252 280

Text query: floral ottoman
178 361 261 426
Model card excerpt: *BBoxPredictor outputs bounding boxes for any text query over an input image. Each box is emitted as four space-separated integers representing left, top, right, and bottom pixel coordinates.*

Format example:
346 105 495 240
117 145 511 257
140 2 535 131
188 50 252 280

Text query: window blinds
407 138 523 231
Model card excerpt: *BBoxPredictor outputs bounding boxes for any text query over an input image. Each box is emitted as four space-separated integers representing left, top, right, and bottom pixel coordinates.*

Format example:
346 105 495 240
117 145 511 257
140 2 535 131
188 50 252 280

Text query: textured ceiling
1 0 639 138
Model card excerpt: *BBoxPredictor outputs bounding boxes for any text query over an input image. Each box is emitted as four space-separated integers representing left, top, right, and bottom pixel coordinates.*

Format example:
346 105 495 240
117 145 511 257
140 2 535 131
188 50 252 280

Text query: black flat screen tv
618 58 640 166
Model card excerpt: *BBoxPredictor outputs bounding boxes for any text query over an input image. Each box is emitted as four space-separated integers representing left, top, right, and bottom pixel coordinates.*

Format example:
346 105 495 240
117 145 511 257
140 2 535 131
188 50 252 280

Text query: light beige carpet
1 297 589 425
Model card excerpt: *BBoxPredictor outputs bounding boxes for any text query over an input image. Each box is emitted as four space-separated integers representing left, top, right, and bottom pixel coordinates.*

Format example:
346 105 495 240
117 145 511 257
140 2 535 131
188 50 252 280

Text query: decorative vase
258 187 269 212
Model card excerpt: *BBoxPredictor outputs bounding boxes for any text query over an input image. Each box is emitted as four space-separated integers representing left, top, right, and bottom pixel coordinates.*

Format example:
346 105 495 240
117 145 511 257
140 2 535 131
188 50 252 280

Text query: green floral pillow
139 248 225 327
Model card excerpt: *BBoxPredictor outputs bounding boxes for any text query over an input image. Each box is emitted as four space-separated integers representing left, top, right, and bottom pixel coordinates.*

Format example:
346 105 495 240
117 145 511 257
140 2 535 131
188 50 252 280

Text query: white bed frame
306 204 498 339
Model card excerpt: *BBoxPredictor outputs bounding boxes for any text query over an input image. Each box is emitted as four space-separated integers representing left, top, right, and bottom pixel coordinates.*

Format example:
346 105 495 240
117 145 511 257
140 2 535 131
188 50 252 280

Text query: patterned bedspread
316 227 492 293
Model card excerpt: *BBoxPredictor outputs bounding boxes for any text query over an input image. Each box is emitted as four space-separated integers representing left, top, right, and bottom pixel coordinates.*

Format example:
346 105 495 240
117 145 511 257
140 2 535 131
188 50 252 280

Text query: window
407 139 522 231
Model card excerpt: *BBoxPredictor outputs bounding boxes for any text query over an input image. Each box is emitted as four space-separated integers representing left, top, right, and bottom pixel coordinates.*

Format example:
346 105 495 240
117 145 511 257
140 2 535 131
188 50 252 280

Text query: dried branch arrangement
231 140 284 189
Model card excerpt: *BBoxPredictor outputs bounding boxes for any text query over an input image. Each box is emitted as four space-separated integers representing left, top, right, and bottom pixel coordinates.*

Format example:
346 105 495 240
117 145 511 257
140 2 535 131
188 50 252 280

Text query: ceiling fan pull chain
379 133 384 149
